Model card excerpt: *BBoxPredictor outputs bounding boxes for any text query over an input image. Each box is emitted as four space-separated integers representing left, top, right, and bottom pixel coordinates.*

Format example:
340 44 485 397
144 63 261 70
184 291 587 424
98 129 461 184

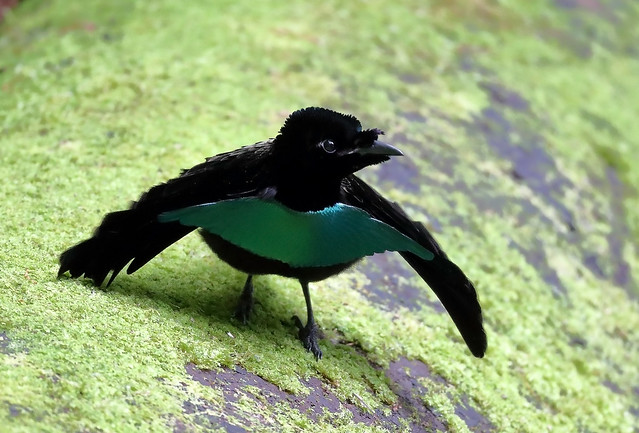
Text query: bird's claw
292 315 323 360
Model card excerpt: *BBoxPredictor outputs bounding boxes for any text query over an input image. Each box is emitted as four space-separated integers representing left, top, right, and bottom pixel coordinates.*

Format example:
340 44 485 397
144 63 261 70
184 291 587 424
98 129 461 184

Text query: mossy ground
1 0 638 432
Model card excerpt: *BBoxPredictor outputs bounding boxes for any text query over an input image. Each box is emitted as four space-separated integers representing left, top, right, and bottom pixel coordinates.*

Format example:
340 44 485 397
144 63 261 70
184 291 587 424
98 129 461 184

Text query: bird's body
59 107 486 359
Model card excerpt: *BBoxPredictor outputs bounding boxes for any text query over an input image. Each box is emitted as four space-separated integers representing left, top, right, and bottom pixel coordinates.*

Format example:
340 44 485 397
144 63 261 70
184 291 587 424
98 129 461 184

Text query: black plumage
59 107 486 359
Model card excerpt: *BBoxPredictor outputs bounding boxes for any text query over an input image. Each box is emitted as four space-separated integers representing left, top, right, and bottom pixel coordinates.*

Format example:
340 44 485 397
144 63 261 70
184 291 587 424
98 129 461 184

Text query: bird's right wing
340 175 486 358
59 141 274 286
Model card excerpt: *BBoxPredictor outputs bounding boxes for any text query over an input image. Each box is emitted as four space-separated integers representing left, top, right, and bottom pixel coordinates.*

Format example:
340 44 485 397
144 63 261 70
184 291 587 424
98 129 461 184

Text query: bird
58 107 486 360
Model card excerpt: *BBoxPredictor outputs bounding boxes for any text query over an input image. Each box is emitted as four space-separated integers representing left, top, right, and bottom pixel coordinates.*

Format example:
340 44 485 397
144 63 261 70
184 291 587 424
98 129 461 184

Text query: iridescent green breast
159 198 433 267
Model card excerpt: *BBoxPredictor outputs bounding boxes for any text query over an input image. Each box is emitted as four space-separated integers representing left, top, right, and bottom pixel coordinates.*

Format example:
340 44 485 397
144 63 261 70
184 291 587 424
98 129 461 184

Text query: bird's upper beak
356 140 404 156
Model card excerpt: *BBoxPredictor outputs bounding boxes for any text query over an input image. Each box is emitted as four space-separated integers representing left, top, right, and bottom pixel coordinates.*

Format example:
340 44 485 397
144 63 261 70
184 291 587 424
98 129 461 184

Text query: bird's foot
234 276 254 324
234 296 253 324
292 315 323 360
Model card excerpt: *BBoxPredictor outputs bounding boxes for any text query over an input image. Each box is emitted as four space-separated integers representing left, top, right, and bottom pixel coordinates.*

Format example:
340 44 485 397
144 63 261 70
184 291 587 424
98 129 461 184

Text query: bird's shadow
69 256 303 345
59 256 450 427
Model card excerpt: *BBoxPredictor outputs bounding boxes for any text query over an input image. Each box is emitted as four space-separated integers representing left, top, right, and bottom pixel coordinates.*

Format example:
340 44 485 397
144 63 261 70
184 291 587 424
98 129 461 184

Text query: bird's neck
274 177 343 212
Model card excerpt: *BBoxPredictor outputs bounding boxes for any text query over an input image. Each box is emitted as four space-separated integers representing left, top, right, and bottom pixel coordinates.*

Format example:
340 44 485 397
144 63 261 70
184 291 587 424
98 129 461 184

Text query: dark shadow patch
524 393 544 410
105 259 245 326
582 254 606 279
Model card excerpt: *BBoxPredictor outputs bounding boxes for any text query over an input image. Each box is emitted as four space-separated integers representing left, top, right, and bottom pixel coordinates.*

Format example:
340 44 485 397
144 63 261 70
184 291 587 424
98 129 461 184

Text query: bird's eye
320 139 336 154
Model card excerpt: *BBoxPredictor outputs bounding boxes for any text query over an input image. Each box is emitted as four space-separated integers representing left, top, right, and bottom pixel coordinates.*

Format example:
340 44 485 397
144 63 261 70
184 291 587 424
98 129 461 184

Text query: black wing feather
59 141 273 286
340 175 487 357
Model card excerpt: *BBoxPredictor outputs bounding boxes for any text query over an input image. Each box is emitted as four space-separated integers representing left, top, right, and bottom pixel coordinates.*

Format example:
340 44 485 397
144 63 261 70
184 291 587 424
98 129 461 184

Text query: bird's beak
357 140 404 156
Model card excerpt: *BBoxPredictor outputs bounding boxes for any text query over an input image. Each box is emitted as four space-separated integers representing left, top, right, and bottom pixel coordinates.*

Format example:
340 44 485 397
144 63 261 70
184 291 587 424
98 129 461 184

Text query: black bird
58 107 486 359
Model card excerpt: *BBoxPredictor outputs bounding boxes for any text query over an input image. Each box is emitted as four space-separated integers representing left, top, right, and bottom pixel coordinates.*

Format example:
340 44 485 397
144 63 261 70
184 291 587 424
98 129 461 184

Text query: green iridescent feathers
159 198 434 267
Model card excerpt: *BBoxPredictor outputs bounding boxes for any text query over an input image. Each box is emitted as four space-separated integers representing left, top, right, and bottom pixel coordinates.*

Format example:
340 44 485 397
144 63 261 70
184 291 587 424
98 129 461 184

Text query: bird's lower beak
357 140 404 156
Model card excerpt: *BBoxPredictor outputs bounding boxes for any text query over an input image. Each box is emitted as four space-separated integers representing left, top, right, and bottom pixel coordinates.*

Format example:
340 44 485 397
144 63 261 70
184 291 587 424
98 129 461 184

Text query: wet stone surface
7 403 31 418
184 362 391 431
554 0 615 19
457 76 635 298
509 239 568 299
374 155 422 194
3 0 635 431
1 333 34 420
388 358 495 433
472 103 577 233
184 358 494 432
367 73 637 307
454 395 495 433
357 253 445 314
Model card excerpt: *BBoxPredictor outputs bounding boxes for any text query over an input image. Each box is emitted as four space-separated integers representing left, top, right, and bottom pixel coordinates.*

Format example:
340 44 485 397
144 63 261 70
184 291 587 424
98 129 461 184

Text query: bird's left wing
340 175 487 357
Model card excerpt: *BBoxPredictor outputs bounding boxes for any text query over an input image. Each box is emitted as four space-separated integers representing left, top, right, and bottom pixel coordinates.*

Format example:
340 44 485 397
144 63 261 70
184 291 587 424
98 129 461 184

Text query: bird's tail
59 208 193 286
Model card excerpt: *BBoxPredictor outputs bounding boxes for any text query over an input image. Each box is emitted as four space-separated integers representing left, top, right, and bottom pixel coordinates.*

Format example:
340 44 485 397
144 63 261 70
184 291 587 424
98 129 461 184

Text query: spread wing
340 175 487 357
59 140 274 286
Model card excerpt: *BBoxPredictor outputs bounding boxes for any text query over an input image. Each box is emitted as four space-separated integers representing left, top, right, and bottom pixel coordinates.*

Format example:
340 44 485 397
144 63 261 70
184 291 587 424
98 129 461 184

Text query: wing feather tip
469 334 487 358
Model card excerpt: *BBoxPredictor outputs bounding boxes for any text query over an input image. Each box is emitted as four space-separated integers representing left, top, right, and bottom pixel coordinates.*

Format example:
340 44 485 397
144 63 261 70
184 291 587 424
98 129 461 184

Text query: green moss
2 0 639 431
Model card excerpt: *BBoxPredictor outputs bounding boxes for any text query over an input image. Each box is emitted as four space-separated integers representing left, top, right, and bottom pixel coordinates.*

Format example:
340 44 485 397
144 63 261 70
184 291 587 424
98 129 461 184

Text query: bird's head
272 107 403 179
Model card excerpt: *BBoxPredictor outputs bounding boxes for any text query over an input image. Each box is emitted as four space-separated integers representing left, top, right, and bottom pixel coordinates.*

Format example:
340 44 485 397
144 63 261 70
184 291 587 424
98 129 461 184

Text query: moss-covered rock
1 0 638 431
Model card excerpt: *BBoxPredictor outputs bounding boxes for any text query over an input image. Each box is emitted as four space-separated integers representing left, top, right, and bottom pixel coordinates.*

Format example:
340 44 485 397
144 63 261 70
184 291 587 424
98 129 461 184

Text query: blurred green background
1 0 638 432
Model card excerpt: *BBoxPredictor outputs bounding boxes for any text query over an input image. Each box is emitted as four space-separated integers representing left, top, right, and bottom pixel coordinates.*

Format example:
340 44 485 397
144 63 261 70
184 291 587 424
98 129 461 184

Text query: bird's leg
234 275 254 324
292 280 323 360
